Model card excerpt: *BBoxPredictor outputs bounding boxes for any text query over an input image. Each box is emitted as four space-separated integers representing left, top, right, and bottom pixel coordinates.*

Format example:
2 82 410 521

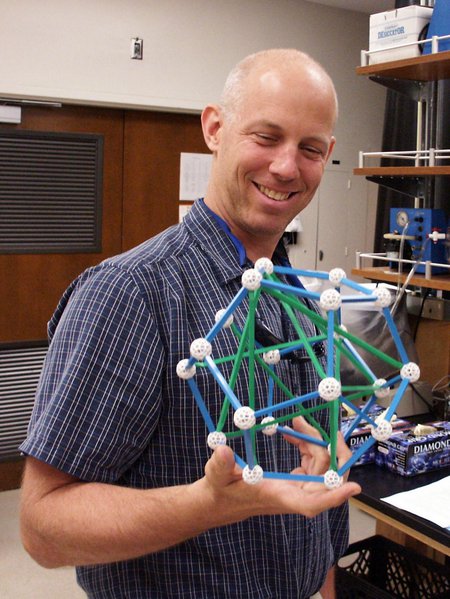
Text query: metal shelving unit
353 42 450 286
355 46 450 199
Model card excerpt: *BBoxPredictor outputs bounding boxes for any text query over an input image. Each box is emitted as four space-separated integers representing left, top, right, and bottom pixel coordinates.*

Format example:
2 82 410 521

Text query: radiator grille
0 343 47 460
0 130 103 253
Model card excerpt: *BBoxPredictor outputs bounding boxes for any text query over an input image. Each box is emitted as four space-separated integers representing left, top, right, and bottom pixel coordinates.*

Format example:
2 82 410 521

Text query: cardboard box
341 405 410 467
376 421 450 476
369 6 433 64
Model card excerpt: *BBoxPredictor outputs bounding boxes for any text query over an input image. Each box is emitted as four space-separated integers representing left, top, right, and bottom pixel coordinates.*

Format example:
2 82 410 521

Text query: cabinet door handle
319 250 324 261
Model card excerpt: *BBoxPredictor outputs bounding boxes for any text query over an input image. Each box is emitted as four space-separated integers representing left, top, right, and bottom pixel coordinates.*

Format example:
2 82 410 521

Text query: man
20 49 361 598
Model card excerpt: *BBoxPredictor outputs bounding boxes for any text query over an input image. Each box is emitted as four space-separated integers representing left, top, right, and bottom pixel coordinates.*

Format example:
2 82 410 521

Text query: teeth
257 184 290 201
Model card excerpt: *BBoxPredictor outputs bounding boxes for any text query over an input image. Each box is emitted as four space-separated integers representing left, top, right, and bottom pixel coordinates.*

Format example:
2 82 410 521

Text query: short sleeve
20 265 165 483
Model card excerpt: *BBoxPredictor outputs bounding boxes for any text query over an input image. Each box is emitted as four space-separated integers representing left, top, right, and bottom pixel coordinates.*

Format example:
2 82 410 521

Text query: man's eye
255 134 277 144
302 146 323 158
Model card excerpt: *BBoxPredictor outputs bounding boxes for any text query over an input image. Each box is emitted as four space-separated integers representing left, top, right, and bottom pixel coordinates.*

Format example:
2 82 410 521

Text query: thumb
205 445 242 487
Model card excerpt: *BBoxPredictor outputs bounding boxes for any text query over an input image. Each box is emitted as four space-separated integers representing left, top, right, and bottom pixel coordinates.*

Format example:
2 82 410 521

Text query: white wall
0 0 384 261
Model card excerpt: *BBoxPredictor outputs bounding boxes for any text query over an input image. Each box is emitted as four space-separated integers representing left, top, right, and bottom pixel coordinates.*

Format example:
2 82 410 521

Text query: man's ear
201 104 222 152
325 136 336 163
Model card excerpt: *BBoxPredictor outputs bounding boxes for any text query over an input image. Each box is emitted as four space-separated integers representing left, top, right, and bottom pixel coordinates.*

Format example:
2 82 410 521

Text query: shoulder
48 220 200 338
106 221 191 272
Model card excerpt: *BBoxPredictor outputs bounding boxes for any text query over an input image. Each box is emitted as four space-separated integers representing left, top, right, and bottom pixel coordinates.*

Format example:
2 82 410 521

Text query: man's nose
269 147 300 180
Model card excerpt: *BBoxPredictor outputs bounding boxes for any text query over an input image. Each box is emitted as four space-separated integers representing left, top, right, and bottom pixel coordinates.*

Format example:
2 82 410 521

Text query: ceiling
304 0 396 14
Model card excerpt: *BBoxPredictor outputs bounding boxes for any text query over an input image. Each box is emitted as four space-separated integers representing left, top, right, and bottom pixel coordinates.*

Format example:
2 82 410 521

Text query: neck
203 196 280 264
245 238 278 264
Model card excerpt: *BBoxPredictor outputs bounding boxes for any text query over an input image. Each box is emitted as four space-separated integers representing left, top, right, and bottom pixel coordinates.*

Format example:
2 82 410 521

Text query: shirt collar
201 200 247 267
183 199 293 284
182 199 247 285
200 199 293 270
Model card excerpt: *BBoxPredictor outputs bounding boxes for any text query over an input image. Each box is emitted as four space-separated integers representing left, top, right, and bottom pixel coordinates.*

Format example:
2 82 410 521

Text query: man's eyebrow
247 120 282 131
302 135 329 145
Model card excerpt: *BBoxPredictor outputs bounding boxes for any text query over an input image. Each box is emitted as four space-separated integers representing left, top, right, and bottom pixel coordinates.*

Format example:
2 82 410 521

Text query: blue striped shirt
21 198 349 599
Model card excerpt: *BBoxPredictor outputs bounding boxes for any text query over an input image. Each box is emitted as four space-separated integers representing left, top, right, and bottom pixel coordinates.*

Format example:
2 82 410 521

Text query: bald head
219 49 338 128
201 48 337 261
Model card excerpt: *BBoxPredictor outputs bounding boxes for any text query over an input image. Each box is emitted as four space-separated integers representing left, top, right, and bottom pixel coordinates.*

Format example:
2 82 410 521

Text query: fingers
301 481 361 517
203 424 360 509
201 441 361 521
284 417 355 481
291 416 330 475
283 417 322 451
293 415 323 441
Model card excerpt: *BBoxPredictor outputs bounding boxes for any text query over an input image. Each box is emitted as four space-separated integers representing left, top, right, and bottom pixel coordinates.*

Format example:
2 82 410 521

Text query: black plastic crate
336 535 450 599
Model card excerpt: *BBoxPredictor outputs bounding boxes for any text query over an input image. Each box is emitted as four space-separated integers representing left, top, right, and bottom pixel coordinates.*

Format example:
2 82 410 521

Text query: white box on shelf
369 6 433 65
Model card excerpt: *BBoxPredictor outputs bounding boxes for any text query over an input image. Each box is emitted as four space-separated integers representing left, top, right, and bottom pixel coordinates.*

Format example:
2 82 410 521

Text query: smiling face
202 53 336 262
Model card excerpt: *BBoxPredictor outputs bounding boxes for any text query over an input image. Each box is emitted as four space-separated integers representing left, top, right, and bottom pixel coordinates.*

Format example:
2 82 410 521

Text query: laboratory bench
349 463 450 561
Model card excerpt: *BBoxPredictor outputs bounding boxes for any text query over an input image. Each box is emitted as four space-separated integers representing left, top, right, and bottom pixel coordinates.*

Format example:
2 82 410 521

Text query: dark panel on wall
0 130 103 253
0 341 47 460
0 105 124 343
0 105 212 481
122 111 208 250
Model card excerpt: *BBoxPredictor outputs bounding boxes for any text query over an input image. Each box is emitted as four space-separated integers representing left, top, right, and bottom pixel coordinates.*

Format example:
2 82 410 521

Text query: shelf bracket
366 175 426 199
369 76 427 102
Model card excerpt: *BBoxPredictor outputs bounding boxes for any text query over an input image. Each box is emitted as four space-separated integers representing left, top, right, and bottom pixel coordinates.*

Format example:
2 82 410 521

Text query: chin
248 222 285 239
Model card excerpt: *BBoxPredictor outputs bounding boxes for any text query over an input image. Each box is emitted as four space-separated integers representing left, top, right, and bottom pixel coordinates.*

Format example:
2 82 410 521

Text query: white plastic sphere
190 338 212 361
176 359 196 380
374 378 390 398
375 409 395 426
320 288 342 311
329 268 346 286
254 257 274 275
207 431 227 449
371 419 393 441
233 406 256 430
400 362 420 382
318 377 341 401
324 469 343 489
242 464 264 485
373 287 392 308
241 268 263 291
263 349 281 365
215 309 234 328
261 416 278 436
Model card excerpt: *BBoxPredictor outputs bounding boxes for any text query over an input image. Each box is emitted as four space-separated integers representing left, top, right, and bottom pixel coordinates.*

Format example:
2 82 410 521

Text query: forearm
20 458 247 568
21 430 361 569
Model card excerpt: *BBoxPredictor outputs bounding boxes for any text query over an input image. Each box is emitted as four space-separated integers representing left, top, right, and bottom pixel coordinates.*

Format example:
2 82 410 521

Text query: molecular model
176 258 420 489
